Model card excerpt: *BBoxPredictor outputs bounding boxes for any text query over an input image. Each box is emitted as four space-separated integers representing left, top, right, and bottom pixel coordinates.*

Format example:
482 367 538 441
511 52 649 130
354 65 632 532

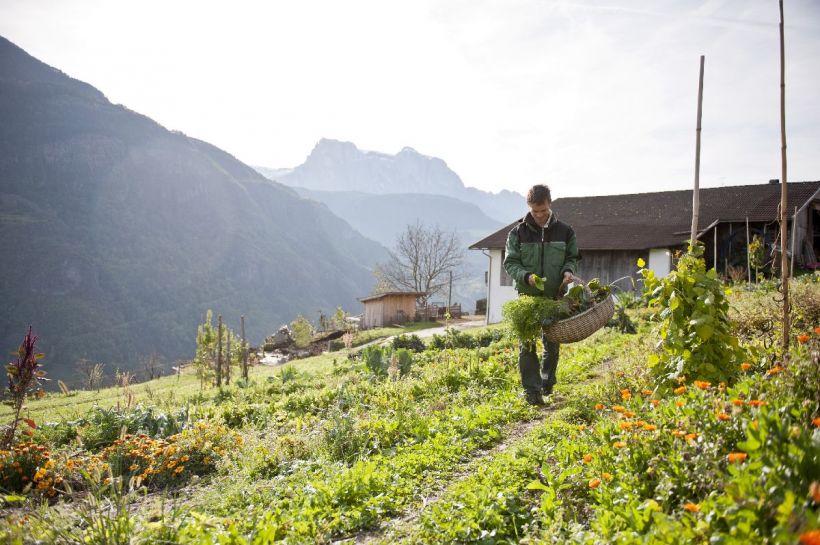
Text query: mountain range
0 36 388 385
256 138 525 225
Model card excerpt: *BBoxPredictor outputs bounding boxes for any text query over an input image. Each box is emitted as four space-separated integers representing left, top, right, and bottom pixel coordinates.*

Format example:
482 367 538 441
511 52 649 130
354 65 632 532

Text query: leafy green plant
639 246 744 386
391 334 425 352
2 327 46 448
361 345 388 377
290 315 314 348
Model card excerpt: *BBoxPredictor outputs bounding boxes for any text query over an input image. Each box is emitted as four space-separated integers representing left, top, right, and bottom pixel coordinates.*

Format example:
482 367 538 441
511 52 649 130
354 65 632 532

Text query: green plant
639 247 744 387
748 234 765 282
290 315 314 348
2 327 46 448
361 345 388 377
392 334 425 352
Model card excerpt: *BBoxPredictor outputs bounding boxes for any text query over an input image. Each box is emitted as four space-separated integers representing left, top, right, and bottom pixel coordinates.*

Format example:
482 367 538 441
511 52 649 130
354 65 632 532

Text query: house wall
486 249 518 324
363 300 385 329
576 250 647 290
648 248 672 278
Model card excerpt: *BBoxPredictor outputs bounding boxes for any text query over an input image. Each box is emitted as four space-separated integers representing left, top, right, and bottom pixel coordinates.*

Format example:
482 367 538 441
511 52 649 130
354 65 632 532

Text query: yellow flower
612 441 627 449
602 472 613 481
619 422 633 431
674 386 687 395
642 423 657 432
641 389 653 396
612 405 626 413
174 466 184 474
621 389 632 401
683 502 701 513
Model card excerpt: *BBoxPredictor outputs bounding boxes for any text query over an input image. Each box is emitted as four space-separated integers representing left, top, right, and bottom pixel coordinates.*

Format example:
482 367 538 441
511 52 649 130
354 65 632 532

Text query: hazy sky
1 0 818 198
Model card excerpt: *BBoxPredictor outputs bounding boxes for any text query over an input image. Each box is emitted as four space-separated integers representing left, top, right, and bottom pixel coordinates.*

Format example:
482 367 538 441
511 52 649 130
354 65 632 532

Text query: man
504 184 580 406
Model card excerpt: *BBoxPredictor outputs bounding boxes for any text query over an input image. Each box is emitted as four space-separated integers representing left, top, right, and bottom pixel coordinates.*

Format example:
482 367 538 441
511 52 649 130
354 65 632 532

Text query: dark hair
527 184 551 205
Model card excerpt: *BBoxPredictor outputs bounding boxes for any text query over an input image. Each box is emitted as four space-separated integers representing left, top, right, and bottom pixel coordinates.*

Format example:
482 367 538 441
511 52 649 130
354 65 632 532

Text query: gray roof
470 181 820 251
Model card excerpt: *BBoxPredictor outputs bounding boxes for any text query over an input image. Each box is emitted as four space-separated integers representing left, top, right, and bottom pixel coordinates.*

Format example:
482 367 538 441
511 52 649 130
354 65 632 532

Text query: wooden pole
746 216 751 283
241 315 248 381
690 55 705 248
226 332 232 385
216 315 223 386
779 0 790 351
714 227 718 270
791 206 797 276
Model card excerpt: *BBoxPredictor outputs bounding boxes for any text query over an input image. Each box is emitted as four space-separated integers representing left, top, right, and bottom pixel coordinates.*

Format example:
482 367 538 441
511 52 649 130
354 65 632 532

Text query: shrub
392 334 425 352
361 345 388 377
640 247 744 387
76 406 188 452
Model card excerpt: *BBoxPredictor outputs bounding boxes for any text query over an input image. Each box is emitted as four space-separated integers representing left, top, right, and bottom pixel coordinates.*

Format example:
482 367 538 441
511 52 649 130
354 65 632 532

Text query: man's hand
563 271 573 283
527 273 538 287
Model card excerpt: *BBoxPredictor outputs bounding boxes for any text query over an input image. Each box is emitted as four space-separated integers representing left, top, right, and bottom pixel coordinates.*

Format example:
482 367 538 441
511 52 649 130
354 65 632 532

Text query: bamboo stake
690 55 705 248
746 216 751 283
779 0 790 350
791 206 797 276
241 315 248 381
226 333 231 386
217 315 223 386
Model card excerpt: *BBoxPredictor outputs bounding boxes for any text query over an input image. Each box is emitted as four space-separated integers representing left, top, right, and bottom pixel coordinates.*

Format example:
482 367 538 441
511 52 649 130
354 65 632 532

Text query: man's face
529 200 551 227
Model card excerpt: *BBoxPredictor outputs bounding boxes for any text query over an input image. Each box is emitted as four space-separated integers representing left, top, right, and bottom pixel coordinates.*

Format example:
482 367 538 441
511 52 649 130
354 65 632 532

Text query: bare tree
140 352 164 381
376 222 464 306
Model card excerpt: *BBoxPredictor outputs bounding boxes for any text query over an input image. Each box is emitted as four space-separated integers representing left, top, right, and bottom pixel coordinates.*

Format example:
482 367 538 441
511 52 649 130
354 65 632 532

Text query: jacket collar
523 209 556 231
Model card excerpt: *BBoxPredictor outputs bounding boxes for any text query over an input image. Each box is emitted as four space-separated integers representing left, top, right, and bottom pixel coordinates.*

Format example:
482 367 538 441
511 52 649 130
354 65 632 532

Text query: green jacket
503 211 580 298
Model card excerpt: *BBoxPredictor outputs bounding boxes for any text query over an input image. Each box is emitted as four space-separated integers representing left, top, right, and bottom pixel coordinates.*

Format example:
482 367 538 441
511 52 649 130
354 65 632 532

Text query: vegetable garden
1 260 819 544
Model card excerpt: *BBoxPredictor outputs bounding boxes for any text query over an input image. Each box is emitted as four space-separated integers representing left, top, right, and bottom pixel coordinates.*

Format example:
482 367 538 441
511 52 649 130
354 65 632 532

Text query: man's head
527 184 552 227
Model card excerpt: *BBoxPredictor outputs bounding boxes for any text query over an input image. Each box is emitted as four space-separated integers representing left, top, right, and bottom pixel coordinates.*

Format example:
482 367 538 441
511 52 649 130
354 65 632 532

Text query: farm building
470 180 820 324
359 291 427 329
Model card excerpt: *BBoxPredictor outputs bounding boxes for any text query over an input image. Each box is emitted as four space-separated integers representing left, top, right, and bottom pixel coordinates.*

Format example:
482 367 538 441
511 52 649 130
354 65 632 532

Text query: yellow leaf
637 258 646 268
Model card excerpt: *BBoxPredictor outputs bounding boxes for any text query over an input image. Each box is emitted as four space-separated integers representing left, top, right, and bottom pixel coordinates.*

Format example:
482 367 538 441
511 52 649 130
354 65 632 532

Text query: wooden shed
359 292 426 329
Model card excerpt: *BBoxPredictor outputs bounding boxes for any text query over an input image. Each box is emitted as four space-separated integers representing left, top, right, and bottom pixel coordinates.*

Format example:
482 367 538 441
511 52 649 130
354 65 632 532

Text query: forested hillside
0 36 387 384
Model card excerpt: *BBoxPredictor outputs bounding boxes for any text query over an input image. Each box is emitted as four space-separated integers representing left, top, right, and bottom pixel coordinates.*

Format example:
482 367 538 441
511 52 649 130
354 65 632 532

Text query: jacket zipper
539 225 545 278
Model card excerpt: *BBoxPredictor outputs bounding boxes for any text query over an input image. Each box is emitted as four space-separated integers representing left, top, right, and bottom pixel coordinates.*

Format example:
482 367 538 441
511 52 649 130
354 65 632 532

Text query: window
500 250 513 286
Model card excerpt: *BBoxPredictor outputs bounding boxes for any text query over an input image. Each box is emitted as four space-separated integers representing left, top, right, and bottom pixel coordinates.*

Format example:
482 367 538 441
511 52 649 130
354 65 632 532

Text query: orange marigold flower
815 327 820 335
642 423 657 431
732 399 745 406
767 366 785 375
594 403 605 411
612 405 626 413
676 400 686 408
685 433 699 442
602 472 613 481
683 502 701 513
613 441 627 449
174 466 184 474
727 452 748 464
672 430 686 438
641 389 653 396
813 417 820 428
619 422 633 431
621 389 632 401
740 362 752 371
748 400 767 407
716 412 731 421
674 386 687 395
129 464 139 471
798 334 810 344
694 380 711 390
650 399 660 407
582 454 593 464
718 382 726 392
809 481 820 503
799 530 820 545
624 411 636 418
589 478 601 489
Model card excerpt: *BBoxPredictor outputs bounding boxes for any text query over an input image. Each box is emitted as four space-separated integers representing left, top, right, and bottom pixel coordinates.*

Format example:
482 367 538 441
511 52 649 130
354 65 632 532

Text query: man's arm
504 228 533 285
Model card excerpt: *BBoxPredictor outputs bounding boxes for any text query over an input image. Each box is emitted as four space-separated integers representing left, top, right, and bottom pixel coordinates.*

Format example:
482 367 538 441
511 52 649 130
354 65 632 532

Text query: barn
359 291 427 329
470 180 820 324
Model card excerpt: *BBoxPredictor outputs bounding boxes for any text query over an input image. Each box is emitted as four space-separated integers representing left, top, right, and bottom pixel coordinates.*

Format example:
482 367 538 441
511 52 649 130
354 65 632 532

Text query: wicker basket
542 282 615 344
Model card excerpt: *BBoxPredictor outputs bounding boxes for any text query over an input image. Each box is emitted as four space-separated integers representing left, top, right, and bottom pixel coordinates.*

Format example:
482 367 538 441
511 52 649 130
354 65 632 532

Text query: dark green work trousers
519 335 560 394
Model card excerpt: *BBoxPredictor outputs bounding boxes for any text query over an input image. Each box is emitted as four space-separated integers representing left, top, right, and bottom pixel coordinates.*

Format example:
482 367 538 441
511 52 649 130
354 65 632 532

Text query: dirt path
335 358 613 545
